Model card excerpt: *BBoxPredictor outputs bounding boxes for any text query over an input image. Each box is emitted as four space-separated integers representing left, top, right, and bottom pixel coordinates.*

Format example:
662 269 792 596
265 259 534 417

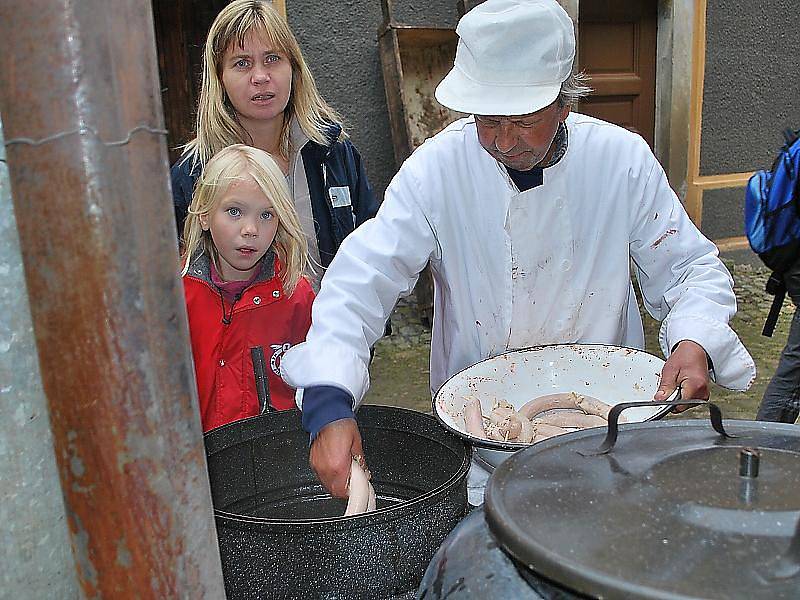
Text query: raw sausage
576 395 625 422
517 415 535 443
530 422 570 442
344 457 376 516
457 391 620 445
518 392 582 420
463 396 487 438
532 411 607 429
487 406 523 439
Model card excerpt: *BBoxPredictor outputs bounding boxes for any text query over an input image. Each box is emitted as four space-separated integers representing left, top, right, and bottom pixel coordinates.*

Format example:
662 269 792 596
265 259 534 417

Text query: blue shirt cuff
301 385 355 441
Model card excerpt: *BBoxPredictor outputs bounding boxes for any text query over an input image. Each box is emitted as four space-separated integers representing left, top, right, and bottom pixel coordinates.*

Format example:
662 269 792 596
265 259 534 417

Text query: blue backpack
744 128 800 336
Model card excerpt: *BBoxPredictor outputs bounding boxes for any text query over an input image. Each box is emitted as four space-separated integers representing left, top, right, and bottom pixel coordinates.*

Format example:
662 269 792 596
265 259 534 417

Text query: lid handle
578 400 734 457
739 448 760 478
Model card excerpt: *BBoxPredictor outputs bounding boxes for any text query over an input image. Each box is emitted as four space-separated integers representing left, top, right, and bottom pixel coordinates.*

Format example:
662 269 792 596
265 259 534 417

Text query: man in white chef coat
281 0 756 504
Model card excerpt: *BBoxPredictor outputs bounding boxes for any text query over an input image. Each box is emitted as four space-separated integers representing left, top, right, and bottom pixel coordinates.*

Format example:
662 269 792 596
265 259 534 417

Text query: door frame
682 0 750 249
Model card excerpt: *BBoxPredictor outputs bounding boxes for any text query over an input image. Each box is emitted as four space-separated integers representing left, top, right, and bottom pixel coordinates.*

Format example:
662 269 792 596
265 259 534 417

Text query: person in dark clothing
757 259 800 423
171 0 378 286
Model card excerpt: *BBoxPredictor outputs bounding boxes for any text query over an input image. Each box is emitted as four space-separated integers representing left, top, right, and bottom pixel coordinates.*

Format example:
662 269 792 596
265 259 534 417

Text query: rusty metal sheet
0 1 225 597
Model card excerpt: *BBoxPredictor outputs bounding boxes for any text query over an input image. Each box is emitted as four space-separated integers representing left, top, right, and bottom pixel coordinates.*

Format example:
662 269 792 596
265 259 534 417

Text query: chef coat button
253 296 261 305
272 290 280 298
561 259 572 272
219 359 225 367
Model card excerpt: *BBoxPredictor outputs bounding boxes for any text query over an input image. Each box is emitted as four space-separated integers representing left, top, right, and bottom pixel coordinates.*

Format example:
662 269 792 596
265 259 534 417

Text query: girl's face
221 30 293 127
200 175 279 281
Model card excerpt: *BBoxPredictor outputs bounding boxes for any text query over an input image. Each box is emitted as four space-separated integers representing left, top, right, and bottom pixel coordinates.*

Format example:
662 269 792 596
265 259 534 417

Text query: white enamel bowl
433 344 676 470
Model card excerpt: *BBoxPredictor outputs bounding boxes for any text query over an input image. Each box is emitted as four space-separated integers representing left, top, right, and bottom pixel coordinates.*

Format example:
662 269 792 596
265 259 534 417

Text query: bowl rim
431 343 678 451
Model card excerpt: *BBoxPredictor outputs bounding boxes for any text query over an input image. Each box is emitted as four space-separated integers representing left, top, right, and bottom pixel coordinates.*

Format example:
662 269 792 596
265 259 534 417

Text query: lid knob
739 448 760 478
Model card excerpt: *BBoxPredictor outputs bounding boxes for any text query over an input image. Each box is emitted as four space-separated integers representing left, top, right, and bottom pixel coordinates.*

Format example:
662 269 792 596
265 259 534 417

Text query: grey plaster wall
701 187 746 240
700 0 800 176
393 0 457 28
288 0 457 199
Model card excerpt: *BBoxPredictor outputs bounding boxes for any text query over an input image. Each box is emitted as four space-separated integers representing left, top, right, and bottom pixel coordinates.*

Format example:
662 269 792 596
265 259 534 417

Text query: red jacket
183 251 314 432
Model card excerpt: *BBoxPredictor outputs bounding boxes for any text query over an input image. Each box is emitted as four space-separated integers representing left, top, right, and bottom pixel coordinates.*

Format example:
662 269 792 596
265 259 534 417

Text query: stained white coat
282 113 755 409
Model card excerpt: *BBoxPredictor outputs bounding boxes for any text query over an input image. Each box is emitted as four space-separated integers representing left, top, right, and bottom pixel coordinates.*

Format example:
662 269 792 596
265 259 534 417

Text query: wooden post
272 0 287 17
457 0 486 17
0 1 226 597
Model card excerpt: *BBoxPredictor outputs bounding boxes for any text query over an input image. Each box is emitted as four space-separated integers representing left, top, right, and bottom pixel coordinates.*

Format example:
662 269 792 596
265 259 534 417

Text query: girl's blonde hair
184 0 344 166
181 144 309 295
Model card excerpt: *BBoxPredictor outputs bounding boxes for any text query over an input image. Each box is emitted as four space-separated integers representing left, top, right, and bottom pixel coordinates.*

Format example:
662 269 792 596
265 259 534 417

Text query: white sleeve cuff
280 341 371 406
659 314 756 391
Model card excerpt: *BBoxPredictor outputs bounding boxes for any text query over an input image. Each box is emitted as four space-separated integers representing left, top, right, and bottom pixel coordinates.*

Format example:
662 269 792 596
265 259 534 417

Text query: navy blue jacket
171 124 379 267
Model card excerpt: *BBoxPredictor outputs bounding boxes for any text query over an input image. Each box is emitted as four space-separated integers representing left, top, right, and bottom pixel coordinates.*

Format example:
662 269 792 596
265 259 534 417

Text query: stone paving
385 295 432 348
369 255 796 421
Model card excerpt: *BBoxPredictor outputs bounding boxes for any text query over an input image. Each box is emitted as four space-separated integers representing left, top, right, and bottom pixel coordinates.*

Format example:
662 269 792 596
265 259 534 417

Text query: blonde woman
182 144 314 432
172 0 378 283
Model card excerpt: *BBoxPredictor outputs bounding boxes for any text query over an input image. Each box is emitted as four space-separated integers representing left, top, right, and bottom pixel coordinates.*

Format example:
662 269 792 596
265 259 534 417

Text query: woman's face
221 30 293 127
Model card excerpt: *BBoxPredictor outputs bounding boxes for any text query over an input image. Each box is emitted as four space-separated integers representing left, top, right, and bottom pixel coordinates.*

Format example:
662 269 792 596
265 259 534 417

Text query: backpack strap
763 272 787 337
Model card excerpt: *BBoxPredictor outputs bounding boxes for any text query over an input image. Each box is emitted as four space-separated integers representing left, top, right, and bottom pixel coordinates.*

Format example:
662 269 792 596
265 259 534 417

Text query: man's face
475 101 571 171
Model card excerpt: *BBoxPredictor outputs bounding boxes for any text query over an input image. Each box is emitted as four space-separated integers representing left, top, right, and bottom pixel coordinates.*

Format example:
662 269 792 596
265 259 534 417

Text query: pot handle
579 400 734 456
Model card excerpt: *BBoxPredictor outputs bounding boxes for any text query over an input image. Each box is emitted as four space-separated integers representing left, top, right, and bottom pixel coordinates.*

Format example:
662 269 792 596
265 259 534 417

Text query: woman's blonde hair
181 144 310 295
184 0 344 166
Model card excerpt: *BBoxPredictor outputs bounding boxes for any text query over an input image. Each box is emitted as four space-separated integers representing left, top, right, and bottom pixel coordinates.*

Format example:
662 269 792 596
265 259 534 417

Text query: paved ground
364 252 796 423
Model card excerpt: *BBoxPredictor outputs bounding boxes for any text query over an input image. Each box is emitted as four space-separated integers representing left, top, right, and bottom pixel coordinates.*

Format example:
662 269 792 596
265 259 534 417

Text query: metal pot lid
484 402 800 600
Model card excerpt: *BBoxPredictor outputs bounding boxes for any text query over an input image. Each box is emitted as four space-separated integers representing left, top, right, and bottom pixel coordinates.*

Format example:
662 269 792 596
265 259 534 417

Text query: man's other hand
654 340 710 412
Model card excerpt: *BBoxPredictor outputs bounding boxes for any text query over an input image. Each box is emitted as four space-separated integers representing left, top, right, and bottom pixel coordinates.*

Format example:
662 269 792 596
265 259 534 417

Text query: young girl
172 0 378 286
182 144 314 432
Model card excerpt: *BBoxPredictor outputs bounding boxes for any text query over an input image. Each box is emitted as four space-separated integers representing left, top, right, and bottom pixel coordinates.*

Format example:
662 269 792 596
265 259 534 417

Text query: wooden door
577 0 657 147
152 0 228 163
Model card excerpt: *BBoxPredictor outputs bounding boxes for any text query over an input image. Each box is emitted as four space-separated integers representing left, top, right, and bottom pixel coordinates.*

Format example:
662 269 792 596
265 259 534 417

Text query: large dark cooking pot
418 403 800 599
204 405 470 599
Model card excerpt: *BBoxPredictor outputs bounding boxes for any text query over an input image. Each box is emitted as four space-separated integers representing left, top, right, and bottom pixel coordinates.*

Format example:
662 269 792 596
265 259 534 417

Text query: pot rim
206 405 471 530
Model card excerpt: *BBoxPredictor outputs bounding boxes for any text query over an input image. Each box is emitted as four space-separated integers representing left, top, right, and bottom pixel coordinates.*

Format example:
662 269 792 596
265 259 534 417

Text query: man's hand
309 418 364 498
654 340 710 412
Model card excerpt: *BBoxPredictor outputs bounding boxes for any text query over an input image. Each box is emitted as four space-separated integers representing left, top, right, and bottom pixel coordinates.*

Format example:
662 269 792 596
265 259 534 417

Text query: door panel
152 0 228 163
578 0 657 147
